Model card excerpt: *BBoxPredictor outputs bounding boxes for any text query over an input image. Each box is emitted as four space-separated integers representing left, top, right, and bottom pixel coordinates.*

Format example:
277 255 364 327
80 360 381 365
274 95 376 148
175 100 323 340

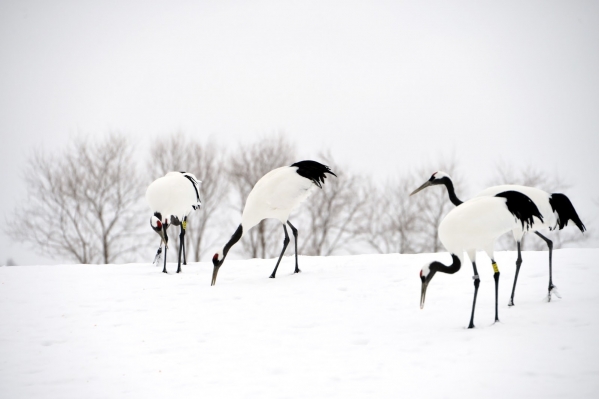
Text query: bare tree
296 152 368 256
358 175 423 254
227 134 296 258
147 132 229 261
6 134 145 264
358 157 464 255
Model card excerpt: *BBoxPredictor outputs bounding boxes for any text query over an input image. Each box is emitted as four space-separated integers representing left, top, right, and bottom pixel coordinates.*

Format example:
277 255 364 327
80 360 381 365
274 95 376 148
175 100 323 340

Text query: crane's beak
420 277 429 309
410 180 432 196
211 265 220 286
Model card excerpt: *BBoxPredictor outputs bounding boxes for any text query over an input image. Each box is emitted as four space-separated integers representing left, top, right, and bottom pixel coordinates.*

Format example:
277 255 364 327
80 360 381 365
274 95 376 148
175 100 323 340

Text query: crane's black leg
535 232 559 301
270 225 290 279
509 242 522 306
468 262 481 329
162 225 168 274
287 221 300 274
492 260 500 323
182 217 187 266
177 222 186 273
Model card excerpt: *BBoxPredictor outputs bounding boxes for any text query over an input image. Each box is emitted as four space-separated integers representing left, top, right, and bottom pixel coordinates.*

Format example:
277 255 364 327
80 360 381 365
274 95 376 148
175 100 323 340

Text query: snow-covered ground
1 249 598 398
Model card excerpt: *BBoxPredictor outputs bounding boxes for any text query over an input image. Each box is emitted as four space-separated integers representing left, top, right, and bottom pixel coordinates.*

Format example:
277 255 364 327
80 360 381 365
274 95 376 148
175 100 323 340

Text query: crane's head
150 213 168 249
419 263 437 309
210 225 243 286
410 171 451 196
211 249 225 286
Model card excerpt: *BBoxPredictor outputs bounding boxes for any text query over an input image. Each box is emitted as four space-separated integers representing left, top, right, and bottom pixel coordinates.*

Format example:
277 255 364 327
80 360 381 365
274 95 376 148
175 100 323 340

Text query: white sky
1 0 598 265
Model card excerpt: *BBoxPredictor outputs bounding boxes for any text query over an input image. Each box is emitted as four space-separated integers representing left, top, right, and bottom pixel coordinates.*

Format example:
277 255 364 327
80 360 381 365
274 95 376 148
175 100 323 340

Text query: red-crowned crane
146 171 202 273
411 171 586 305
420 191 543 328
211 160 336 286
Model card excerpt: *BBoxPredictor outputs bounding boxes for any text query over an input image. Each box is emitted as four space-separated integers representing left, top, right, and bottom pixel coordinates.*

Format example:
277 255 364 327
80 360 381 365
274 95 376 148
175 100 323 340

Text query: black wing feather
290 160 337 188
550 193 586 232
495 191 543 230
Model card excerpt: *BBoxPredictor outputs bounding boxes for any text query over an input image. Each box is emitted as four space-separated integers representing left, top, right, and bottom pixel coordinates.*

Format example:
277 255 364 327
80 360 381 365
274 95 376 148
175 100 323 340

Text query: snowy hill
1 249 598 398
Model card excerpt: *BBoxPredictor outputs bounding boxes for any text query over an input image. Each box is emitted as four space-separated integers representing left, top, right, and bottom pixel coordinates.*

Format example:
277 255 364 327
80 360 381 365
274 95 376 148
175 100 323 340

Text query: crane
211 160 336 285
420 190 543 328
411 171 585 305
146 171 201 273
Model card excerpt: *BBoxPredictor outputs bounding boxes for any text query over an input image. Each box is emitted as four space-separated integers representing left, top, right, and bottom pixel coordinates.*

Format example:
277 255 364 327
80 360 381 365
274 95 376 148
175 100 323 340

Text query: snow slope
1 249 598 398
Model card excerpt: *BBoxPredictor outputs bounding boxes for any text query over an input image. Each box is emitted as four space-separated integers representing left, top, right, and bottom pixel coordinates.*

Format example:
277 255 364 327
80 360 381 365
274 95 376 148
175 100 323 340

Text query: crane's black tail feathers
550 193 586 232
181 172 202 209
291 160 337 188
495 191 544 230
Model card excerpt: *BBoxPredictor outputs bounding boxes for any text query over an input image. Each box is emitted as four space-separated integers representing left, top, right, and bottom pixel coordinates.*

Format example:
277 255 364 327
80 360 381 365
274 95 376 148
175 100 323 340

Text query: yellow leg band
182 221 187 230
492 262 499 273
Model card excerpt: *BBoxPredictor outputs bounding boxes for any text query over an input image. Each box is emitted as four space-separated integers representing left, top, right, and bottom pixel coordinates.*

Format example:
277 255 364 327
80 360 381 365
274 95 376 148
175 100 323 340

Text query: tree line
5 133 589 264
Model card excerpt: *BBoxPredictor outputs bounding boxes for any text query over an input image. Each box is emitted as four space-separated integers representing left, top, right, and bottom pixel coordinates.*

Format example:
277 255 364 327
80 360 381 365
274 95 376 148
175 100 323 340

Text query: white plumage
438 196 520 262
474 185 555 241
411 171 585 305
146 171 202 274
241 166 315 230
146 172 201 221
211 160 336 286
420 191 543 328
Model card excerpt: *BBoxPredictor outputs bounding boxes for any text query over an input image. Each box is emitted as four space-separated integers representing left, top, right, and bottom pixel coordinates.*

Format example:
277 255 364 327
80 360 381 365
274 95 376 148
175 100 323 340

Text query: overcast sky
1 0 598 265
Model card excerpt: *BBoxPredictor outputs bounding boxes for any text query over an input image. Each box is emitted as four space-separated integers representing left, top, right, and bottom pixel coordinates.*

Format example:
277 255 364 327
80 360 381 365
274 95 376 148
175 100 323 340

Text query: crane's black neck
223 224 243 259
440 177 463 206
430 254 461 275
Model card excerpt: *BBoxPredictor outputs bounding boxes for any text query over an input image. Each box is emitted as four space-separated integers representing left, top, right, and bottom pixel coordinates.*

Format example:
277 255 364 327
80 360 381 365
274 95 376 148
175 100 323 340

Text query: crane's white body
146 172 201 223
439 196 528 264
475 185 555 241
241 166 315 233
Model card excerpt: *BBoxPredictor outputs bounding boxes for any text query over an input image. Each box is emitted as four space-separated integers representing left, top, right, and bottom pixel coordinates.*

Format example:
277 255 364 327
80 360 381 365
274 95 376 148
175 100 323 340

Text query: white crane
420 190 543 328
146 171 202 273
411 171 585 305
211 160 336 286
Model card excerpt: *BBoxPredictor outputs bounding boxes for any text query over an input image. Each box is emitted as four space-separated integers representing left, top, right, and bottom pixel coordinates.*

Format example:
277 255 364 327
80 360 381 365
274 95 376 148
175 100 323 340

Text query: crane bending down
211 160 336 286
411 172 585 305
420 191 543 328
146 171 202 273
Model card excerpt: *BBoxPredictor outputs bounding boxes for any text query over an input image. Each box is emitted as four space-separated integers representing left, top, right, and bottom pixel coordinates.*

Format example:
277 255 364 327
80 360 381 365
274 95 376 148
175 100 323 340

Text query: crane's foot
467 323 475 329
162 270 168 274
269 274 276 279
294 268 301 274
508 299 515 307
547 285 561 302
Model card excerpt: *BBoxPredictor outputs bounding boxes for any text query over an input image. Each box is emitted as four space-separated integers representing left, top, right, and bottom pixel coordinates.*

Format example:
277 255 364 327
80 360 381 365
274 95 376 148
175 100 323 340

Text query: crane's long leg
162 225 168 274
468 262 481 329
182 217 187 266
534 232 559 301
508 242 522 306
177 221 186 273
492 260 500 323
270 225 290 279
287 221 300 274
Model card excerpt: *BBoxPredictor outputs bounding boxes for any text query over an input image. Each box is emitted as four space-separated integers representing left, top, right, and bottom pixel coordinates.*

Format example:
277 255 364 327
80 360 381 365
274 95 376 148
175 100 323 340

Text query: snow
1 249 598 398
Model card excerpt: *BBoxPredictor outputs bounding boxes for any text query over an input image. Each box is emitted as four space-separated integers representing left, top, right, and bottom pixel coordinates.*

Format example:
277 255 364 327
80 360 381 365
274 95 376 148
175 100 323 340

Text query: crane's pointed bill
211 265 220 286
410 181 432 196
420 280 429 309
